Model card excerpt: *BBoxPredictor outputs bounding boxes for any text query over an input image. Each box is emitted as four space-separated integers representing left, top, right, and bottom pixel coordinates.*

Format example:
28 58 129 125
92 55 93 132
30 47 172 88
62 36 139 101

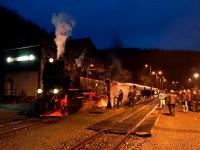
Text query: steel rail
0 119 39 128
115 98 157 123
0 122 41 136
0 118 60 137
112 103 159 150
70 98 158 150
70 129 107 150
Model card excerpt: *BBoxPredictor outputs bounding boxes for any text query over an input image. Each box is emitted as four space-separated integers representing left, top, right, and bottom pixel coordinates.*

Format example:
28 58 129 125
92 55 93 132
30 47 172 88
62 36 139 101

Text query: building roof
3 45 40 52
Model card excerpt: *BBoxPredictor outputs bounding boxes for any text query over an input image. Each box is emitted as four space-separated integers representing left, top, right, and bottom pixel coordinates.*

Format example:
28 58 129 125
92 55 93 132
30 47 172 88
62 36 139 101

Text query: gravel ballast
1 104 200 150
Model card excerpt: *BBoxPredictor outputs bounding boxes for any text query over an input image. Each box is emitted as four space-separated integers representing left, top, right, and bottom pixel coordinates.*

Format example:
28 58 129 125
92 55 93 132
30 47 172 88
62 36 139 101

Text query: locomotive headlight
37 89 43 94
7 57 14 63
53 88 59 94
49 58 54 63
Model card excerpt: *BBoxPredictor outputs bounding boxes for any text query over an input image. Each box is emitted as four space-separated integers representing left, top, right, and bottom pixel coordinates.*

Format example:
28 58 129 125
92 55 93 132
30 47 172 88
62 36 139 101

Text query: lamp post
193 72 199 91
151 71 157 88
161 77 166 90
151 70 163 89
158 70 163 89
145 64 152 75
172 81 178 90
145 64 152 96
188 78 192 88
106 70 111 109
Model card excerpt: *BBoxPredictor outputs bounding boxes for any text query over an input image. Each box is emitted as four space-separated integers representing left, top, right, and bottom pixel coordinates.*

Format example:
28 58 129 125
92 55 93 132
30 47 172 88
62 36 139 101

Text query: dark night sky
1 0 200 50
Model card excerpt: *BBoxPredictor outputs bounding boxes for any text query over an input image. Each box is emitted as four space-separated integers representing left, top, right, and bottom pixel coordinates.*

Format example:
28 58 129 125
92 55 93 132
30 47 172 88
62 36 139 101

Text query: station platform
142 104 200 150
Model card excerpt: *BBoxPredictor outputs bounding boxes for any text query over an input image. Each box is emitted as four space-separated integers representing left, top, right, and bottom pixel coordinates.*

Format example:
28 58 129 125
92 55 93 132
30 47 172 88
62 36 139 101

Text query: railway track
70 98 159 150
0 117 61 136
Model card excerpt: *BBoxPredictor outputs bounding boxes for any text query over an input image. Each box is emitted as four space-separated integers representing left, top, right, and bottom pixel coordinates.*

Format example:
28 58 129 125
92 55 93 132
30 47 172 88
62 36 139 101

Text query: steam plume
75 52 85 68
51 13 75 59
110 57 132 82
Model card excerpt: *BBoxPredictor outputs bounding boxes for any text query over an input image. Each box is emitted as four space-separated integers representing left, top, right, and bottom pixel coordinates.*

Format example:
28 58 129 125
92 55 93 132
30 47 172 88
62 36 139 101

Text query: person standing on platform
128 85 137 107
117 89 123 108
186 89 192 111
191 90 199 112
182 90 188 112
158 90 167 109
168 90 178 116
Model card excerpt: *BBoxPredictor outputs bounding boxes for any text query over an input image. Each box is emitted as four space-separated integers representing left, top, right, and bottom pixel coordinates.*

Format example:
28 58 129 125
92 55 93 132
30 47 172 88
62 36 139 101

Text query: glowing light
188 78 192 82
145 64 148 68
97 98 107 108
16 56 29 61
49 58 54 63
193 73 199 79
151 71 156 75
158 70 163 75
7 54 36 62
29 54 35 60
37 89 43 94
7 57 14 63
53 88 59 94
90 64 94 67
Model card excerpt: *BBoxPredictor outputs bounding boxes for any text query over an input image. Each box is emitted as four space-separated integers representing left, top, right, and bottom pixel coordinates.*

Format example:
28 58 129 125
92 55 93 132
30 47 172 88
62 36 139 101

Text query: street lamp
151 71 158 88
161 77 166 90
193 72 199 90
151 70 163 89
172 81 178 90
144 64 152 76
158 70 163 75
193 73 199 79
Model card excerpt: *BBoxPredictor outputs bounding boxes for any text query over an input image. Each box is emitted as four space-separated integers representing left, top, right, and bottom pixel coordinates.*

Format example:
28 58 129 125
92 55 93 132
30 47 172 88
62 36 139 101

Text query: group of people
115 85 139 108
158 89 200 116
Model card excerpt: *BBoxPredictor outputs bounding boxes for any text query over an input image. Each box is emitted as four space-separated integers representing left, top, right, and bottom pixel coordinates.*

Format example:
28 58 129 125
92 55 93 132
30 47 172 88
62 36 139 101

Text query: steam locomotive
34 59 86 117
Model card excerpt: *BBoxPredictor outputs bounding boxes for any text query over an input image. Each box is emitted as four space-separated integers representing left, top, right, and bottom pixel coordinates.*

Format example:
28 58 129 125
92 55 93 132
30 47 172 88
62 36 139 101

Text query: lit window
7 54 36 63
16 56 29 61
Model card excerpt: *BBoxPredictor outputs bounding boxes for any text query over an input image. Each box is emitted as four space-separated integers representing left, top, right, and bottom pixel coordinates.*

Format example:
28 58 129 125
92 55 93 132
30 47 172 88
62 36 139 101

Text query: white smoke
110 57 133 82
75 52 85 68
51 13 75 59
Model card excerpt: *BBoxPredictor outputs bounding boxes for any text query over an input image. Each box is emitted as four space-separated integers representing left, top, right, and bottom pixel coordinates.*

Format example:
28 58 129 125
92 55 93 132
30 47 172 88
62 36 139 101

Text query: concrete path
142 104 200 150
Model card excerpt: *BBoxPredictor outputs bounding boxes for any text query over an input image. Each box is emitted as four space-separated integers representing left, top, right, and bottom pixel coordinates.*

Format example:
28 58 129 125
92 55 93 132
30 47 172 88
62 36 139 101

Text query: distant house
2 45 41 98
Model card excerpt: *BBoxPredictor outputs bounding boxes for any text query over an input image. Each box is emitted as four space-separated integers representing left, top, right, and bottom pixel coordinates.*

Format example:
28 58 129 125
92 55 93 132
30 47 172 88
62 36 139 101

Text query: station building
0 38 98 101
2 45 41 98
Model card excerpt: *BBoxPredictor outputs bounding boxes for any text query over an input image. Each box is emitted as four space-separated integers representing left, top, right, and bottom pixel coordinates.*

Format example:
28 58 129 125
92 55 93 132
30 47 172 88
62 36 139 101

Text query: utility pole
106 71 111 109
